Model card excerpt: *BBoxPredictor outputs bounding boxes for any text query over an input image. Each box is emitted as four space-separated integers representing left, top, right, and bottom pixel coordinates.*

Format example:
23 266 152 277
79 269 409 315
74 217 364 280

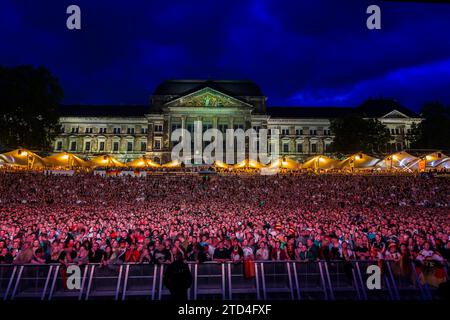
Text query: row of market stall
0 149 449 171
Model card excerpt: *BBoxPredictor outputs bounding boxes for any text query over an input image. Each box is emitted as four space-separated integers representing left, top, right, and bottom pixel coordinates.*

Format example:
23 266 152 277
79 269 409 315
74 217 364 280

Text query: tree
409 102 450 150
330 114 391 154
0 65 63 151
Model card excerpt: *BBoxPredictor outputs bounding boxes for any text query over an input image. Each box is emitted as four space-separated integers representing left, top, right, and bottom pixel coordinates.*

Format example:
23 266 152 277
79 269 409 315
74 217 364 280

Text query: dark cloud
0 0 449 110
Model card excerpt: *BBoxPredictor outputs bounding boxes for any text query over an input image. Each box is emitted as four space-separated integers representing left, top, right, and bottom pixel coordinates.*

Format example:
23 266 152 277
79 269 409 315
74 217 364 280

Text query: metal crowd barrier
0 260 446 301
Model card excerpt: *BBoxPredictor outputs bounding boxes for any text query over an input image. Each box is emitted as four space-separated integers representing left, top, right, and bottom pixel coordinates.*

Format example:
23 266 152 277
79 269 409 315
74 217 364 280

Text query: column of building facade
303 136 310 155
77 136 83 153
317 127 324 154
63 136 70 152
228 117 234 130
318 137 325 154
91 136 98 153
288 125 294 155
147 121 154 152
163 114 171 150
181 115 187 130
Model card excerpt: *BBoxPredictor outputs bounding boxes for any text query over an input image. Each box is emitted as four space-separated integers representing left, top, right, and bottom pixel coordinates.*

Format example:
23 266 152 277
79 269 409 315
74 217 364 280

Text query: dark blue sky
1 0 450 111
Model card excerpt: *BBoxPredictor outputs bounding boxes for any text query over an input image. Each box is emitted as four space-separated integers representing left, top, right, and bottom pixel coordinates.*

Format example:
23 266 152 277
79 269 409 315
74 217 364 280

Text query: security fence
1 260 446 301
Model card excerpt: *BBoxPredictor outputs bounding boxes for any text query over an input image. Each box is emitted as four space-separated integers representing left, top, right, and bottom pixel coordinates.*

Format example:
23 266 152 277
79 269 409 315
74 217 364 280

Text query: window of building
154 125 163 132
140 141 147 151
269 128 279 135
154 140 161 150
311 143 317 153
113 142 119 152
113 127 121 134
281 128 289 135
171 124 181 132
234 124 244 130
127 142 133 152
141 127 148 134
295 128 303 135
296 143 303 153
395 128 400 135
70 141 77 151
202 124 213 132
391 128 395 135
396 143 402 151
85 141 91 152
56 141 62 151
323 129 331 136
309 129 317 135
71 127 79 134
325 143 331 152
283 143 289 153
99 127 107 134
127 127 135 134
85 127 93 134
99 141 105 152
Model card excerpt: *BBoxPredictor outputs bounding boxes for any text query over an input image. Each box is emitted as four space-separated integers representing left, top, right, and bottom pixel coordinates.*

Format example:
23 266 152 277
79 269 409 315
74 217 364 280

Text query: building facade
54 80 421 163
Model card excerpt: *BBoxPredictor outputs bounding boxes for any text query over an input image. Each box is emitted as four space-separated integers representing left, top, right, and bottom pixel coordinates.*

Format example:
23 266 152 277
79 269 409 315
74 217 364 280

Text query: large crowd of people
0 172 448 282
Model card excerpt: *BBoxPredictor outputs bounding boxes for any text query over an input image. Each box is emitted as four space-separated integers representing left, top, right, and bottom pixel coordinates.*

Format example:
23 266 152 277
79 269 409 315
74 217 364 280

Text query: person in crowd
30 248 46 264
354 237 371 260
230 239 244 263
74 246 89 265
58 245 77 266
124 243 141 263
0 248 13 264
153 243 171 264
213 241 230 262
13 242 33 264
271 241 289 261
139 248 152 264
305 239 319 261
88 242 105 264
256 241 269 261
0 172 446 276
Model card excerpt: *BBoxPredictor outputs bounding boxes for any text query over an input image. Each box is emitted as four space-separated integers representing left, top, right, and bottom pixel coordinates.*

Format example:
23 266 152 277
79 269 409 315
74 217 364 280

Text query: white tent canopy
338 153 381 169
302 155 339 170
377 151 418 171
424 152 449 168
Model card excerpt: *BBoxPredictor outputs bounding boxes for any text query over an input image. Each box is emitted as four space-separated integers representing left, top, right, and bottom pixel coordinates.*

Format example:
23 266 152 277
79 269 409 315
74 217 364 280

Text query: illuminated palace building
55 80 421 163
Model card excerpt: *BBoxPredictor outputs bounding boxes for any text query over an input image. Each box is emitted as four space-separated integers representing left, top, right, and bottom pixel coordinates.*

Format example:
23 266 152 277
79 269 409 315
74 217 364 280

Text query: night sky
1 0 450 111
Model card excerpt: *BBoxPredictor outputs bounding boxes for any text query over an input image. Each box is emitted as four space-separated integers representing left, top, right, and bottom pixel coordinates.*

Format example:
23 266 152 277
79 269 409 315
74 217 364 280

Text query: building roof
58 105 148 117
57 99 419 119
357 99 419 118
268 99 419 119
153 80 264 97
267 107 353 119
